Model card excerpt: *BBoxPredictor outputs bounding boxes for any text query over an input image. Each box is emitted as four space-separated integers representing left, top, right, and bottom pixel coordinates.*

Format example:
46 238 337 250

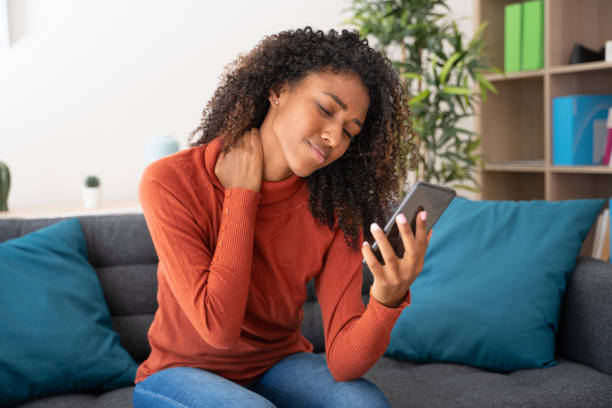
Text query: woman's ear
268 81 287 106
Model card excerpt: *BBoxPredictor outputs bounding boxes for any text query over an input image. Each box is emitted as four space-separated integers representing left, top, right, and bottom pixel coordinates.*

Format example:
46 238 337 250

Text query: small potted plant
0 161 10 212
82 175 101 209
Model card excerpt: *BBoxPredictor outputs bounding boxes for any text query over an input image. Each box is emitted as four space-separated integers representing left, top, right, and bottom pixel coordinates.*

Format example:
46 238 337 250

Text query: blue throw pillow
0 218 138 406
385 197 605 372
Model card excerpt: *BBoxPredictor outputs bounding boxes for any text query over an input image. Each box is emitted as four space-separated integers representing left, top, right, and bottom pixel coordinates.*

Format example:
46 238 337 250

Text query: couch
1 213 611 408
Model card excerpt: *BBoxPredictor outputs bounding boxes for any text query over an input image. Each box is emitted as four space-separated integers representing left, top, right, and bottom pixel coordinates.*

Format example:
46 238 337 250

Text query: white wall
0 0 473 208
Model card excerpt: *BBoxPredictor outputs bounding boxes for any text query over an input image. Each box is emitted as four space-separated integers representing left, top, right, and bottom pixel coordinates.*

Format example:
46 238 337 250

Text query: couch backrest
556 256 612 375
2 213 610 375
0 213 371 364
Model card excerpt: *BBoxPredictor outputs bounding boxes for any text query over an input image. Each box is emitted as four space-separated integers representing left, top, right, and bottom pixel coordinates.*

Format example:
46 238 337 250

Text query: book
521 0 544 70
609 199 612 262
602 218 610 262
592 208 610 261
593 119 607 164
592 211 604 257
504 3 522 73
604 108 612 165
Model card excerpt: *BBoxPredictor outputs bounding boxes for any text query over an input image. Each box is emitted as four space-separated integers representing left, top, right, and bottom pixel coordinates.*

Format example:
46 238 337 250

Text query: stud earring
275 100 279 105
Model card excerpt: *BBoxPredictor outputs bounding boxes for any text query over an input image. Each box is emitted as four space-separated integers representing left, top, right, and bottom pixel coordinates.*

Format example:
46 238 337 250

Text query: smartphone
363 181 456 265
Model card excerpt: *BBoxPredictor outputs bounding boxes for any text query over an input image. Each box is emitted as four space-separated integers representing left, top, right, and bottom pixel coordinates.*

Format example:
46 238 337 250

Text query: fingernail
397 214 407 224
371 223 380 231
420 211 427 221
363 241 369 247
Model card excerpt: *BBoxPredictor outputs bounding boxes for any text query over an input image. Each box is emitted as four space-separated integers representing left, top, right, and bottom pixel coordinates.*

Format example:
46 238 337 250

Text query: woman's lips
307 140 326 164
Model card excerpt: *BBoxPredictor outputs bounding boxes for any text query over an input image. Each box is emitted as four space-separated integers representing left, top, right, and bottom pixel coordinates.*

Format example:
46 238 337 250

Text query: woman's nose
321 128 342 147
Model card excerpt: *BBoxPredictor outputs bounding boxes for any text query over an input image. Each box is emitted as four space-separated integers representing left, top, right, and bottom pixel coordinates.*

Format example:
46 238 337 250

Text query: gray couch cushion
556 256 612 375
364 356 612 408
15 387 133 408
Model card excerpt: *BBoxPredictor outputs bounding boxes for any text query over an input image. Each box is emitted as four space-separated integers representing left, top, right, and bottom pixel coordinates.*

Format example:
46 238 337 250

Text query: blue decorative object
0 218 138 406
385 196 605 372
144 134 179 166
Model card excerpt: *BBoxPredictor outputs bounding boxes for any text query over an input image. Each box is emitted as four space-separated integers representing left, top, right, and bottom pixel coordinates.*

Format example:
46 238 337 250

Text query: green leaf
480 85 488 103
467 20 488 49
474 71 498 94
465 138 481 153
403 72 424 81
409 89 430 106
442 86 474 96
439 52 463 84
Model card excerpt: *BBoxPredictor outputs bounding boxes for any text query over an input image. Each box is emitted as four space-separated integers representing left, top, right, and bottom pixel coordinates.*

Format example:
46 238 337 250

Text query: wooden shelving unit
473 0 612 257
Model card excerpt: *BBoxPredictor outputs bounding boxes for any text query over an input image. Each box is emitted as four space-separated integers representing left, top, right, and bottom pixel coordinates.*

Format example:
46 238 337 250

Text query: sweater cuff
212 187 261 270
364 287 411 334
369 286 411 310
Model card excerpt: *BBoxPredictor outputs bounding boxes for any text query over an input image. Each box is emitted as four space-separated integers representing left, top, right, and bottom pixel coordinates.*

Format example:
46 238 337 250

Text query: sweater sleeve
138 169 261 350
314 226 411 382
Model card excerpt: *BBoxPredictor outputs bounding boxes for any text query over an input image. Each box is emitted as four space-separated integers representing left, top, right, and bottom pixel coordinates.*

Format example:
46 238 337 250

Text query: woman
133 26 433 407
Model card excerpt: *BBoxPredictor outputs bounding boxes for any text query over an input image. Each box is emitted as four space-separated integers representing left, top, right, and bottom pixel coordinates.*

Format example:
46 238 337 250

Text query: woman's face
265 71 370 178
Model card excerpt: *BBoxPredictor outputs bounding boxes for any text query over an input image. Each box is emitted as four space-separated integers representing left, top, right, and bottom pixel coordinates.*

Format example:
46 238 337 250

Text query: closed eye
317 104 354 140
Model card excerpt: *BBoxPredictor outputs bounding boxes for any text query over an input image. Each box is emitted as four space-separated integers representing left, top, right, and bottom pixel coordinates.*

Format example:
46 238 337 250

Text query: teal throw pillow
386 197 605 372
0 218 138 406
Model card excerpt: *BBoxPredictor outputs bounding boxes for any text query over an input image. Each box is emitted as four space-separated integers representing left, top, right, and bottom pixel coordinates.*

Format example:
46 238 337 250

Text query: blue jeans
132 352 391 408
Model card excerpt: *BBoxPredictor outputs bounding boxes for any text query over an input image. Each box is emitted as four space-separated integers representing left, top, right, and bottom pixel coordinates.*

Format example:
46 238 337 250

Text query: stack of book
504 0 544 72
592 201 611 263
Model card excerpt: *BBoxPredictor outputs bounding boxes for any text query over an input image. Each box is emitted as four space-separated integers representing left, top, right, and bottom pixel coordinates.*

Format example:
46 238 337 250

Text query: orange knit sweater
134 136 411 386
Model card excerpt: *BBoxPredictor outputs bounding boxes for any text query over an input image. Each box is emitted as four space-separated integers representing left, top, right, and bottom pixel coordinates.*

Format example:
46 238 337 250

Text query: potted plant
343 0 502 198
0 161 10 212
82 176 101 209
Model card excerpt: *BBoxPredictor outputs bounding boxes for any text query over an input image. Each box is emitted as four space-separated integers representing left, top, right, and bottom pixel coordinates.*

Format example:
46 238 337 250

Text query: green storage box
522 0 544 70
504 3 522 73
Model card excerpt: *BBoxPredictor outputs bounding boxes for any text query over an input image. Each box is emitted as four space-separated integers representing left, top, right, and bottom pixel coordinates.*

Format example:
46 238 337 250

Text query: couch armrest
556 256 612 375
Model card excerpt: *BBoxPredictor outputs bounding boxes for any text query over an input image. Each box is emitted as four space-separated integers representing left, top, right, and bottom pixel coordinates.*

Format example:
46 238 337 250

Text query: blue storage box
553 94 612 165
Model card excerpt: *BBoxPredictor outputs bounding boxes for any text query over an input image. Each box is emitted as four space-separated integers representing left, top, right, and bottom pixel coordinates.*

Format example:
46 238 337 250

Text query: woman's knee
329 377 391 408
132 366 277 408
252 352 390 408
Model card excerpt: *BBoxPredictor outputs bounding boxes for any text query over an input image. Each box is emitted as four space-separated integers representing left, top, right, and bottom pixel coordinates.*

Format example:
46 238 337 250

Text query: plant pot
82 187 101 209
0 161 10 212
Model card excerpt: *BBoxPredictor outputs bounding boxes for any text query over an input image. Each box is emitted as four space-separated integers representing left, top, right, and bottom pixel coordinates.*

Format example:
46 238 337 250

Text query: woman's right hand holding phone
362 211 433 308
214 128 264 193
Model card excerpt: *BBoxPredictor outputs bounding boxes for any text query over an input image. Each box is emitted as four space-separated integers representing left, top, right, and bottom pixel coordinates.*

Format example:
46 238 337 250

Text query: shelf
484 70 544 82
483 163 612 174
549 61 612 75
484 62 612 82
484 160 546 172
550 165 612 174
0 199 142 219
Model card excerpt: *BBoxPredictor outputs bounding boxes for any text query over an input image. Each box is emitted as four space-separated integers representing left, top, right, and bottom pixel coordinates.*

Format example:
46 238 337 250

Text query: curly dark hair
188 26 418 253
